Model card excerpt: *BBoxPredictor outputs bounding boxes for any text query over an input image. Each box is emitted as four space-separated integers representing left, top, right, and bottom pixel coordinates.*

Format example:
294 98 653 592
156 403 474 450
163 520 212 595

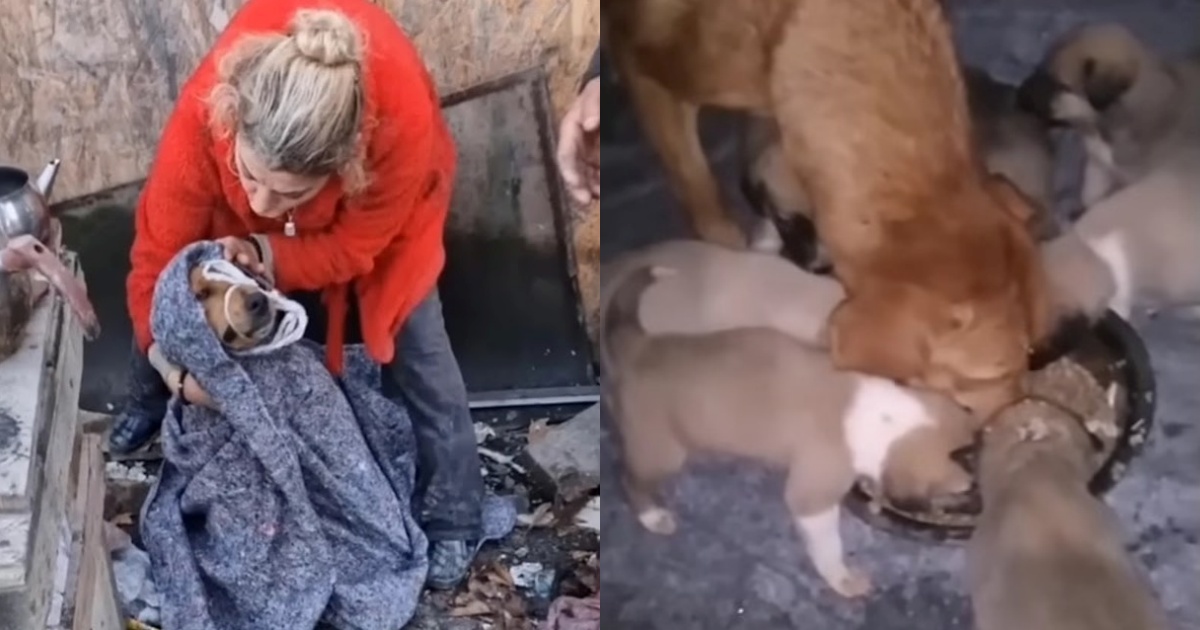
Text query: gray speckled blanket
140 241 428 630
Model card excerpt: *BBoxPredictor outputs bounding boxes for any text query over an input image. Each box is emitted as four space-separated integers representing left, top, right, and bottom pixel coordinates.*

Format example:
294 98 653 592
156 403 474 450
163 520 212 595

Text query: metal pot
0 159 59 244
0 160 100 358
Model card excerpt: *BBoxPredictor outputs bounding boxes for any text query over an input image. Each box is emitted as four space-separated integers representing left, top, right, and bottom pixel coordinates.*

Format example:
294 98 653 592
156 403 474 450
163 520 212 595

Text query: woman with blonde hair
115 0 484 589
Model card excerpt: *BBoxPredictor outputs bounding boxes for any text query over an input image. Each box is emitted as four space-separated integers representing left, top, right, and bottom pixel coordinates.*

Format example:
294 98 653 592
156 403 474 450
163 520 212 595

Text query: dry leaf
517 502 557 528
449 600 493 618
527 418 552 444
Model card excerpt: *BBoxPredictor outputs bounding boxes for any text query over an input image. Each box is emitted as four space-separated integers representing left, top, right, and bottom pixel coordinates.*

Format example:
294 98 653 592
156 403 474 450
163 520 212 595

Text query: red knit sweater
127 0 455 374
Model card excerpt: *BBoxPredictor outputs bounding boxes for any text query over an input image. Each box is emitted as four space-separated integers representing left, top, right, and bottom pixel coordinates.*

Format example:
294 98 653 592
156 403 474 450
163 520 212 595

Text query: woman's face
234 137 329 218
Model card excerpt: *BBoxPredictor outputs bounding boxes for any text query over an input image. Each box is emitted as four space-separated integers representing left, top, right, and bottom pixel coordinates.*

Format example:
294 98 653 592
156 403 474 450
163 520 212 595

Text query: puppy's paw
829 567 873 599
638 507 678 535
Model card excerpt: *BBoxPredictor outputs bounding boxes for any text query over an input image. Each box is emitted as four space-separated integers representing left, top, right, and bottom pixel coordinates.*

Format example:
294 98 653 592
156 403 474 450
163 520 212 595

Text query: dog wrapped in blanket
140 241 429 630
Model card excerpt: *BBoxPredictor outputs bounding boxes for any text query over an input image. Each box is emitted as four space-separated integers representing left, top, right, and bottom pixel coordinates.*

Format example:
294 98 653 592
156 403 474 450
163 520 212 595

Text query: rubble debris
521 404 600 503
572 497 600 532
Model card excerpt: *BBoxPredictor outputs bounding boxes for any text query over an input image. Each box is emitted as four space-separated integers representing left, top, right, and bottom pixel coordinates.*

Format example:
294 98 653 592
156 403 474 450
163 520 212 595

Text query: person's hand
215 236 266 275
167 368 216 409
556 77 601 206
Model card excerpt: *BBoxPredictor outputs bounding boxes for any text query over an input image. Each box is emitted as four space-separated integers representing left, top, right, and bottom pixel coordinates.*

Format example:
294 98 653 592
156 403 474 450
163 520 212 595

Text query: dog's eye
194 288 210 300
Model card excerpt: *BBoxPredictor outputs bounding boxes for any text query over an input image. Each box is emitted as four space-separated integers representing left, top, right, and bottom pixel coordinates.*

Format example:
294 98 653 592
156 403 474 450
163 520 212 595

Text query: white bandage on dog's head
198 259 308 356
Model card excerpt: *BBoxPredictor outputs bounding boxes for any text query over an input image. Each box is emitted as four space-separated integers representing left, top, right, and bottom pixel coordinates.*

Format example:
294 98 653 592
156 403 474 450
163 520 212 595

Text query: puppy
600 240 845 352
744 67 1059 263
1058 151 1200 319
969 398 1168 630
602 260 976 598
1017 22 1200 205
188 265 279 350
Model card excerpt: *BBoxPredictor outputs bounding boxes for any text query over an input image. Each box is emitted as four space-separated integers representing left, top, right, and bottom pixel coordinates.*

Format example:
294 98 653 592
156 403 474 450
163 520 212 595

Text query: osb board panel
0 0 600 332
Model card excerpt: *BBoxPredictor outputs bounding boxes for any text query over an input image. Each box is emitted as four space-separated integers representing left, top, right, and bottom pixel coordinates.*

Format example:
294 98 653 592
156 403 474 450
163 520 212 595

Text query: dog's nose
246 292 269 316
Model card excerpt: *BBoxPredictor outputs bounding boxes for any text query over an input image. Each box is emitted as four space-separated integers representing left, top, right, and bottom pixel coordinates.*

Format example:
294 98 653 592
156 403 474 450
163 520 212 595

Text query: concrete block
522 404 601 502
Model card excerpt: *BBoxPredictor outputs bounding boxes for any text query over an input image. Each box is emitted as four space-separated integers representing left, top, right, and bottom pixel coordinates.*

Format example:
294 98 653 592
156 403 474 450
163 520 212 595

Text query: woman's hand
167 368 216 409
215 236 267 276
556 77 601 206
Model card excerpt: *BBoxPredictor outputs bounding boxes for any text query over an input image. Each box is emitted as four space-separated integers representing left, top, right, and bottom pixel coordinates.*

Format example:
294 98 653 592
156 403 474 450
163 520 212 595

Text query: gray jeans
115 290 484 541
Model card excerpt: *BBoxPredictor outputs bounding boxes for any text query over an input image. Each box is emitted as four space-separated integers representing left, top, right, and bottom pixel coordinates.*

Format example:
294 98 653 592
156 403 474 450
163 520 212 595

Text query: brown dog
969 398 1169 630
605 0 1051 416
188 266 279 350
602 256 976 598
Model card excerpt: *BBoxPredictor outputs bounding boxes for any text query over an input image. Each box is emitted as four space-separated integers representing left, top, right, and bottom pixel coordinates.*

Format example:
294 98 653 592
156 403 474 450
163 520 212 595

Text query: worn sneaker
426 539 478 590
108 408 164 455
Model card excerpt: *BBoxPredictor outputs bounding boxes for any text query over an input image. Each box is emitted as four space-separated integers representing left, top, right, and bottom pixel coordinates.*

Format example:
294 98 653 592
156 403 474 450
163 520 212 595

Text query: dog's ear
828 286 932 382
188 267 212 300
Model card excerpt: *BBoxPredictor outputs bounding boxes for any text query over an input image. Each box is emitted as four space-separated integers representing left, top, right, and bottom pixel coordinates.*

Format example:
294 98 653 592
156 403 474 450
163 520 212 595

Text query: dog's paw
638 507 678 535
830 567 873 599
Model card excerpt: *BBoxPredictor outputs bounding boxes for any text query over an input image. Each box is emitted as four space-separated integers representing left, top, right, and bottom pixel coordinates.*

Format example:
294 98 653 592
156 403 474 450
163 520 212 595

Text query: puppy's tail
599 255 666 378
1029 228 1116 368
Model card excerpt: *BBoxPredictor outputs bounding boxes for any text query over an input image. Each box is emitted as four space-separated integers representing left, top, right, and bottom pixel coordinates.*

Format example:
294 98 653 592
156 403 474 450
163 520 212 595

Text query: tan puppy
969 398 1168 630
605 0 1051 416
745 67 1059 261
602 261 976 598
1017 22 1200 205
602 240 845 349
188 266 279 350
1061 151 1200 319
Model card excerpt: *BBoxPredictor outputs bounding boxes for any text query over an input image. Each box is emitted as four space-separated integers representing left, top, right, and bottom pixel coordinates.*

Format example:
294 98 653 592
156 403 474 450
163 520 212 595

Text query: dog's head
188 266 279 351
979 398 1098 491
1017 23 1146 127
828 177 1051 416
879 424 975 512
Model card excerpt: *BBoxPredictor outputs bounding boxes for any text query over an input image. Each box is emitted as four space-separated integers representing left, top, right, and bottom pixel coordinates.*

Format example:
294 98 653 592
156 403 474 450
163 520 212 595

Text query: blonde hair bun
290 9 363 67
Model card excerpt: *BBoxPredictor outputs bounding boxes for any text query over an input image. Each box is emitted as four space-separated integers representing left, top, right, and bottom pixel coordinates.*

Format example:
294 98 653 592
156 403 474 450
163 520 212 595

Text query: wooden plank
0 256 86 630
71 433 120 630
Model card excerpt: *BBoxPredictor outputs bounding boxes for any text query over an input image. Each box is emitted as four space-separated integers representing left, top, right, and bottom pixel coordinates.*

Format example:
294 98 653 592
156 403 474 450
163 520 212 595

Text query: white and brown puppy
969 398 1168 630
1017 22 1200 205
744 66 1060 264
603 259 976 598
1056 150 1200 319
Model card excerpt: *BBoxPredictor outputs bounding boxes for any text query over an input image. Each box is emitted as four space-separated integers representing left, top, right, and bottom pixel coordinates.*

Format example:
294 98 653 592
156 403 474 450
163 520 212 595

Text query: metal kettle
0 160 100 360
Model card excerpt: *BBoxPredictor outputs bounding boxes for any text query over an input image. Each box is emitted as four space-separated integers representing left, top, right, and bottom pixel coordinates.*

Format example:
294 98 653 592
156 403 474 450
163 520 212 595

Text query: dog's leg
623 70 746 248
620 420 686 535
793 505 871 598
784 464 870 598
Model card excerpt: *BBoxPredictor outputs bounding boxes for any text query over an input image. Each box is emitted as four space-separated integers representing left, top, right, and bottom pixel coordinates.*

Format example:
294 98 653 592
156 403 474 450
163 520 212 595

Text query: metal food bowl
844 310 1157 542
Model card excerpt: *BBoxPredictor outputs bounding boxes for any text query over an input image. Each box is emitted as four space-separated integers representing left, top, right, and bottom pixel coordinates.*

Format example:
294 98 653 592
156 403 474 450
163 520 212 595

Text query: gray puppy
969 398 1168 630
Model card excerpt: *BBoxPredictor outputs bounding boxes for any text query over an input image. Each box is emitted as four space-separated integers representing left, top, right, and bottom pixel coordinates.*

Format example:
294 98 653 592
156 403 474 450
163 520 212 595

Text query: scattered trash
509 562 545 589
475 422 498 443
107 522 163 626
542 595 600 630
105 461 154 483
480 446 529 474
572 497 600 532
